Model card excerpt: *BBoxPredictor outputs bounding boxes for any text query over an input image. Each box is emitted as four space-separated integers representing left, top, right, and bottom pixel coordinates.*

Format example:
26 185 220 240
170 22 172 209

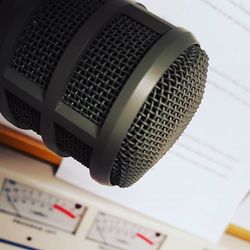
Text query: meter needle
96 225 108 246
6 193 22 218
53 204 76 219
136 233 154 245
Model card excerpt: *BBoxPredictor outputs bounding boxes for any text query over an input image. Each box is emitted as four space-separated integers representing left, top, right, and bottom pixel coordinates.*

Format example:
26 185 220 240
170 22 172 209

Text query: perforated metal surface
62 15 160 126
55 125 93 167
6 92 41 134
11 0 103 89
111 45 209 187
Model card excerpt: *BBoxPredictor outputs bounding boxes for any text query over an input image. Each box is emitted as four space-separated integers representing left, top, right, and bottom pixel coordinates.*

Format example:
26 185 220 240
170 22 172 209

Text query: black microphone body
0 0 208 187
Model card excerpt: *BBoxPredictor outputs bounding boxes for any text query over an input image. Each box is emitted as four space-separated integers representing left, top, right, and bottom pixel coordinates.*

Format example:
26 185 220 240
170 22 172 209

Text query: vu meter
87 213 166 250
0 179 86 233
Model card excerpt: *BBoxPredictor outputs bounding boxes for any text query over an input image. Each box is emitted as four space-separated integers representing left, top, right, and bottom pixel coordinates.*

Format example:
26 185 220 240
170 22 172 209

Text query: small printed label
13 218 57 235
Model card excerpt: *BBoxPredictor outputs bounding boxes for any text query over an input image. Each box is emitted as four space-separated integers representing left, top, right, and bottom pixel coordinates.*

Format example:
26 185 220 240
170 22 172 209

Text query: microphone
0 0 209 187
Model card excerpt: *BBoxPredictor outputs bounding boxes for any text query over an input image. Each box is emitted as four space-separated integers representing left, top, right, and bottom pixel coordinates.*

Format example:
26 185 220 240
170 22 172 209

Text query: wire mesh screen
111 45 209 187
62 15 160 127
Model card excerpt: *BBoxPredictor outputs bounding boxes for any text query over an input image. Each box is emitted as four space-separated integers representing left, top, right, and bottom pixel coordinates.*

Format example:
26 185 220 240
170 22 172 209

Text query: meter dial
0 179 86 233
87 212 166 250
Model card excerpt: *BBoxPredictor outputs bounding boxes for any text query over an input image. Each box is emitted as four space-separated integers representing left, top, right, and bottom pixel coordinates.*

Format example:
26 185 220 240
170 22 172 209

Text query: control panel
0 145 228 250
0 179 86 233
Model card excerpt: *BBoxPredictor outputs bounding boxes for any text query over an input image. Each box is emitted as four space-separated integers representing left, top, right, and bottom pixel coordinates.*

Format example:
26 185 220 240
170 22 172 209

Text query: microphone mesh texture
8 0 104 133
59 14 160 164
111 44 208 187
6 91 41 134
11 0 104 89
55 124 93 167
62 15 160 126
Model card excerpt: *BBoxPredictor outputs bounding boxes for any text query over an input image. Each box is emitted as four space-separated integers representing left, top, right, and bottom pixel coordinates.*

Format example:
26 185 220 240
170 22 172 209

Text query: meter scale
87 212 166 250
0 179 86 233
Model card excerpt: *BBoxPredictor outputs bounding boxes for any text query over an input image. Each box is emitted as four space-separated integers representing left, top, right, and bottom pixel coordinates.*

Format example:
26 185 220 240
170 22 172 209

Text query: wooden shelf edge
0 124 62 166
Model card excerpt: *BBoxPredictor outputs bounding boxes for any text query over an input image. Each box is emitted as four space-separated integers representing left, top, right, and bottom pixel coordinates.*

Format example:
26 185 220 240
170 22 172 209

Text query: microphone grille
62 15 160 126
2 0 209 187
11 0 104 90
6 91 41 134
55 125 93 167
111 44 209 187
7 0 105 155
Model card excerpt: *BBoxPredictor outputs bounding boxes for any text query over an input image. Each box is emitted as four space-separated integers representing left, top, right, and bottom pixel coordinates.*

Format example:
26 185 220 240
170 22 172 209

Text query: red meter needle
136 233 154 245
53 204 76 219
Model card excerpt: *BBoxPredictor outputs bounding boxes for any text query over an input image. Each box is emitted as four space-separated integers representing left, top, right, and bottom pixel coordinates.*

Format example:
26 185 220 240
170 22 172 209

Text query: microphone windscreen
0 0 208 187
